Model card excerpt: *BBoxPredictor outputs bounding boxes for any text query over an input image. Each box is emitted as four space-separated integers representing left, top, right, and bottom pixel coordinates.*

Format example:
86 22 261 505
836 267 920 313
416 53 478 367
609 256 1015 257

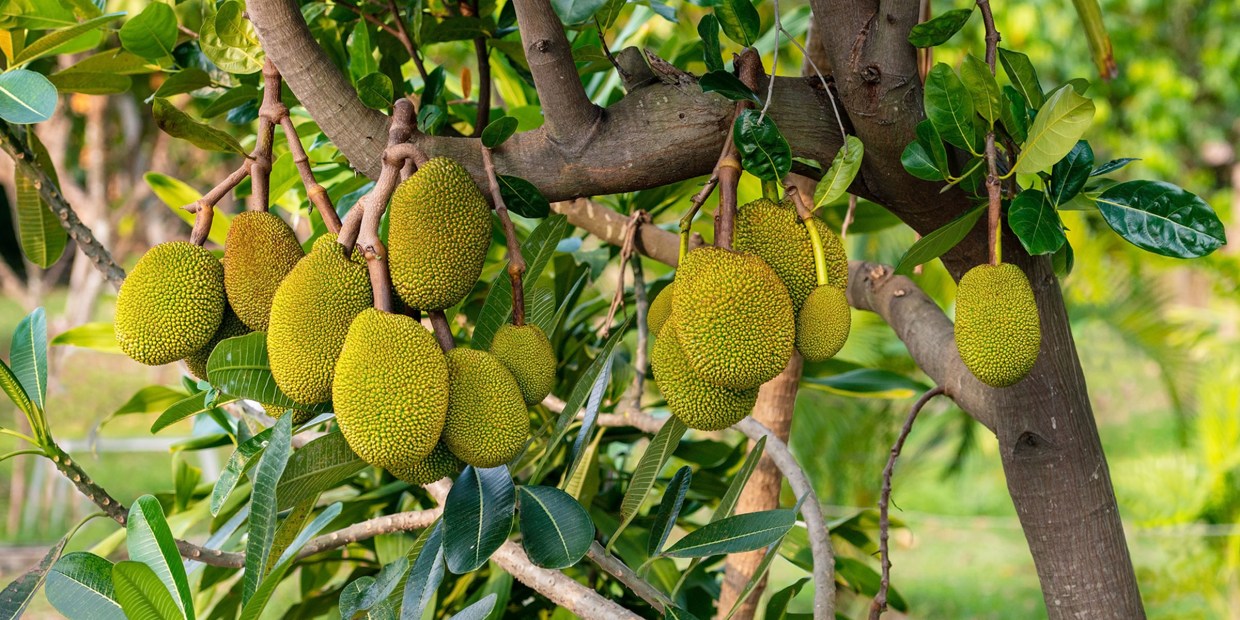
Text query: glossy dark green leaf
647 466 691 557
202 85 258 118
998 47 1044 109
1014 86 1095 175
356 72 394 109
206 333 302 408
448 593 497 620
906 8 973 47
46 552 124 620
923 64 978 153
714 0 760 46
0 535 68 620
835 556 908 611
239 503 342 620
900 142 942 181
13 131 66 267
277 430 365 511
242 414 293 603
1008 189 1066 255
733 109 791 182
111 561 182 620
698 71 760 104
47 71 132 95
893 205 985 274
812 136 864 209
152 97 246 155
444 466 516 574
421 66 445 107
551 0 610 25
1052 239 1075 277
473 215 568 350
698 15 724 73
1000 85 1029 143
518 486 595 569
400 522 444 620
341 557 407 619
150 392 228 433
1048 140 1094 207
126 496 193 619
612 415 686 545
0 359 36 424
497 175 551 219
1095 181 1226 258
481 116 520 148
712 436 765 523
764 577 809 620
11 308 48 412
1091 157 1139 177
154 69 213 99
662 509 795 558
960 55 1001 124
13 12 125 66
118 3 176 60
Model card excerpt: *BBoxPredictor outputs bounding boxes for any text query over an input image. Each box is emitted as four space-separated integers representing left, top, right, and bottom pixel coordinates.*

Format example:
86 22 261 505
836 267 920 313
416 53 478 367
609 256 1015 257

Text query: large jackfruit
652 323 759 430
115 241 225 366
734 198 848 312
440 348 529 468
223 211 305 331
954 263 1041 388
268 234 372 404
490 324 556 405
389 441 464 485
333 308 450 472
388 157 491 310
647 282 674 336
184 303 251 381
795 286 851 362
671 247 795 390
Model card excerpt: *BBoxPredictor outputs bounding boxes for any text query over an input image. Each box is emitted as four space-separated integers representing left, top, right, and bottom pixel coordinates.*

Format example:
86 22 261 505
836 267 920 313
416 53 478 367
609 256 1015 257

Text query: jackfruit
184 303 251 381
954 263 1041 388
223 211 305 331
795 286 851 362
261 403 316 426
490 324 556 405
115 241 225 366
671 247 795 390
333 308 450 472
389 441 463 485
734 198 848 312
647 283 674 335
652 323 758 430
268 234 372 404
388 157 491 310
440 348 529 468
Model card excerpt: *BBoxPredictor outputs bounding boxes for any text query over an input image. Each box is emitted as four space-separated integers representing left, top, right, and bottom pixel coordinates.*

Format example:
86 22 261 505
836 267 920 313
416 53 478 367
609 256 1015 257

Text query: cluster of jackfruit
954 263 1041 387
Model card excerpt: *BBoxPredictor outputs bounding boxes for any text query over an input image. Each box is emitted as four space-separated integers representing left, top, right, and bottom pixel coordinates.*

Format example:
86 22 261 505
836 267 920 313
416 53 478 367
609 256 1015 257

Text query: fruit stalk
481 143 528 326
353 100 418 312
785 184 831 287
247 59 283 213
428 310 455 352
977 0 1004 266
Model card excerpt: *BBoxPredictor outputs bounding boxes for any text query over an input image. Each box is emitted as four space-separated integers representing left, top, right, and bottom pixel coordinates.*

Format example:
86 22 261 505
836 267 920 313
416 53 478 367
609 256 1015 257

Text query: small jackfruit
671 247 795 390
268 234 372 404
647 283 674 335
333 308 450 472
261 403 316 426
184 303 251 381
954 263 1041 388
490 324 556 405
441 348 530 468
388 157 491 310
115 241 225 366
796 286 851 362
734 198 848 312
223 211 305 331
389 442 464 485
652 323 759 430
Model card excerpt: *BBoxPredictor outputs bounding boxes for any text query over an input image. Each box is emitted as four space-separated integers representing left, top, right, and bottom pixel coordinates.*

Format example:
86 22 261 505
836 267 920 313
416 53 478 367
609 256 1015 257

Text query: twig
281 115 340 232
386 0 429 82
469 0 491 136
353 99 416 312
780 25 849 149
757 0 781 121
481 144 528 325
715 49 767 249
601 211 649 337
869 385 947 620
586 542 672 612
428 310 455 351
976 0 1003 266
841 194 857 238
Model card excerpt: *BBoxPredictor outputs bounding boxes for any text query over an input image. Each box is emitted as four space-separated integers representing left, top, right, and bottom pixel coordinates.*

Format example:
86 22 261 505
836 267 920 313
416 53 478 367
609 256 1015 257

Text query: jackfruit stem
977 0 1004 267
481 144 528 326
189 204 214 246
428 310 456 351
785 183 831 287
247 60 284 213
338 100 418 252
280 114 340 232
713 49 763 249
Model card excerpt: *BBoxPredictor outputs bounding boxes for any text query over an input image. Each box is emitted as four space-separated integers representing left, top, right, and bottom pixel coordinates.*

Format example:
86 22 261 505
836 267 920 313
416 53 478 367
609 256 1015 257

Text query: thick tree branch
511 0 601 144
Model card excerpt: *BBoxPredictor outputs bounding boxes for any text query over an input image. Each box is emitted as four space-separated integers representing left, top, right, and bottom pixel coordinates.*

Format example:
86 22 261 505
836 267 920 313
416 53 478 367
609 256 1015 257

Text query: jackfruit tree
0 1 1234 619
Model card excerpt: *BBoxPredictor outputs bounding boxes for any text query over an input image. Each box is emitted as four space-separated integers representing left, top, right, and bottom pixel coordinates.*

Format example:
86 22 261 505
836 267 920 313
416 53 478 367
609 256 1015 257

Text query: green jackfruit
333 308 450 472
388 157 491 310
184 303 251 381
261 403 316 426
954 263 1041 388
441 348 529 468
268 234 372 404
389 442 463 485
671 247 795 390
490 324 556 405
652 323 759 430
115 241 225 366
223 211 305 331
795 286 851 362
647 282 674 336
734 198 848 312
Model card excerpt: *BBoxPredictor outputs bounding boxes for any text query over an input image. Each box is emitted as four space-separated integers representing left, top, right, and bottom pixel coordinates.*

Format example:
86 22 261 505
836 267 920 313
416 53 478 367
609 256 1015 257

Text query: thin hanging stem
480 144 527 325
977 0 1004 265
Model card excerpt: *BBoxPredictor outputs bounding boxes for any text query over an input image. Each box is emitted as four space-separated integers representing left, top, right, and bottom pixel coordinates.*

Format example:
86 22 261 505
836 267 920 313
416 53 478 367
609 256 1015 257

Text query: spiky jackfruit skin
441 348 529 468
490 324 556 405
268 234 372 404
954 263 1041 388
223 211 305 331
796 286 851 362
390 442 464 485
184 304 251 381
333 309 450 472
388 157 491 310
115 241 225 366
647 283 674 336
261 403 316 426
671 247 795 390
734 198 848 312
652 324 758 430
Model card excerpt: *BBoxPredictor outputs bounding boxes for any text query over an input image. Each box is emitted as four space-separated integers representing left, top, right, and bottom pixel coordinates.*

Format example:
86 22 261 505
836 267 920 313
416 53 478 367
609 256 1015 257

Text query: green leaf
662 509 796 558
210 427 274 515
923 63 977 154
999 85 1029 143
11 308 48 412
647 466 691 557
153 68 212 99
900 142 943 181
357 72 394 109
546 318 630 448
214 1 256 49
0 534 69 620
111 561 183 620
893 204 985 274
1091 157 1139 177
150 392 229 434
714 0 760 46
1047 140 1094 207
14 130 67 266
733 109 791 182
664 606 703 620
243 413 294 603
1095 181 1226 258
1014 86 1095 175
113 385 186 419
448 593 497 620
202 85 258 118
0 69 57 124
341 558 407 619
421 66 445 108
13 12 125 66
517 486 595 569
611 416 687 545
277 430 366 511
126 496 193 619
481 116 519 149
143 172 231 246
51 325 122 358
723 533 789 619
47 72 132 95
1052 239 1074 277
47 553 124 620
118 3 176 60
206 333 303 408
698 15 724 73
763 577 809 620
906 7 973 47
400 522 445 620
698 71 761 104
551 0 610 25
239 503 343 620
1007 189 1066 255
444 466 516 574
498 175 551 219
801 369 930 399
712 436 765 522
198 1 263 75
812 136 864 209
0 359 36 422
173 458 201 512
55 50 156 76
472 215 568 350
960 55 1001 124
998 47 1044 109
152 97 246 155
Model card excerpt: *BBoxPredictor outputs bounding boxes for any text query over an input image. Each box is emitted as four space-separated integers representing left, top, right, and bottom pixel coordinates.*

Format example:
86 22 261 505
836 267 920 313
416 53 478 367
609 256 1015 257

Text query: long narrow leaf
0 535 69 620
609 415 687 547
46 552 124 620
243 414 293 603
126 496 194 620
